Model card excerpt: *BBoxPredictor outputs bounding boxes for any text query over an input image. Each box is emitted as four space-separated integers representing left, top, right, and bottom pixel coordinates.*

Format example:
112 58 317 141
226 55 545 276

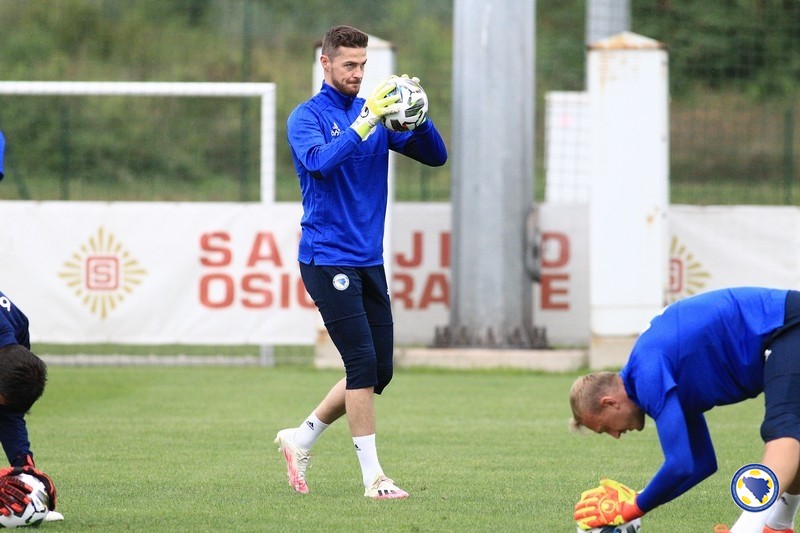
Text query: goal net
0 81 276 202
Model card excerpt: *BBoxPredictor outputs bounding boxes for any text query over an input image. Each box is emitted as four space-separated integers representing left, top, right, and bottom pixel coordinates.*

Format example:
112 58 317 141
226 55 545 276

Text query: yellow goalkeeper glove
350 78 402 140
574 478 644 530
391 73 421 84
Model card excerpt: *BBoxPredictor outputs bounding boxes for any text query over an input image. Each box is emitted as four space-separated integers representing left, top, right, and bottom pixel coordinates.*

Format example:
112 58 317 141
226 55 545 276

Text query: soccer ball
577 518 642 533
381 76 429 132
0 473 50 528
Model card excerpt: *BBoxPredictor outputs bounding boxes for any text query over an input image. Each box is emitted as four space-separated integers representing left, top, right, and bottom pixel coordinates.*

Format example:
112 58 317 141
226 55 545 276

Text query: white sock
731 509 770 533
353 434 383 487
293 413 329 450
766 493 800 530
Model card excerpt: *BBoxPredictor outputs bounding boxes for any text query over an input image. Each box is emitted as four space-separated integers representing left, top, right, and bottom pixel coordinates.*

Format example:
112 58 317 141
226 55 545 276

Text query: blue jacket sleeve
0 407 31 466
392 119 447 167
635 391 718 511
287 107 362 177
0 130 5 179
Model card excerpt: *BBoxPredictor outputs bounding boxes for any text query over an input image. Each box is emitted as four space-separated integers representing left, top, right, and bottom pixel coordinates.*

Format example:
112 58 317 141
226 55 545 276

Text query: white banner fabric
4 201 800 347
1 202 317 344
667 205 800 297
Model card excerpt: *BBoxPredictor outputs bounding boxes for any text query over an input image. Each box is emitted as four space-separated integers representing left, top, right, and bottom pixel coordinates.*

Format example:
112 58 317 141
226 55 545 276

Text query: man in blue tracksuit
0 290 58 518
570 287 800 533
275 25 446 500
0 130 5 180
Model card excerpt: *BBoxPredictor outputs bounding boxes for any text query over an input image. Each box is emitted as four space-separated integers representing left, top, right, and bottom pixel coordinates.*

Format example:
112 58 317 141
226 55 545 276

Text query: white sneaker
364 473 409 500
44 510 64 522
274 428 311 494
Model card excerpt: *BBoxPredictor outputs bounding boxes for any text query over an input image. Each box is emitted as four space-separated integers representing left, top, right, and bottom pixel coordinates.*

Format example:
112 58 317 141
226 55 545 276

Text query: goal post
0 81 277 202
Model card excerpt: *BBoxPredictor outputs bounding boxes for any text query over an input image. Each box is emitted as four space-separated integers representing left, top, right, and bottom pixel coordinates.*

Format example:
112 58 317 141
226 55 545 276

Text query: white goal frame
0 81 277 202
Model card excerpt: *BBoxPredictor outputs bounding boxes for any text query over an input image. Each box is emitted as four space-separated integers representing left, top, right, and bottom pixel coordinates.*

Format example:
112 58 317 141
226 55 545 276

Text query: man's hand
574 478 643 530
0 475 30 516
350 79 402 140
0 466 57 511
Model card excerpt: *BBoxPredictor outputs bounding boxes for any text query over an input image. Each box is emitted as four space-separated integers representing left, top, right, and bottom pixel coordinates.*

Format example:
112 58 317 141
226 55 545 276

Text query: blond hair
568 372 618 432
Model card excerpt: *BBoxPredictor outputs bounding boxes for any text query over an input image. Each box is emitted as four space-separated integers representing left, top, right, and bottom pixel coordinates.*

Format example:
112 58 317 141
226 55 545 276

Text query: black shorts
761 290 800 442
299 262 394 391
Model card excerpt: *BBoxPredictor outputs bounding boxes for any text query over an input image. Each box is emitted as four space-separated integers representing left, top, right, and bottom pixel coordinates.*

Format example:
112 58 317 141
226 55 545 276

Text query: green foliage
632 0 800 202
633 0 800 99
0 0 455 202
31 364 762 531
1 1 799 203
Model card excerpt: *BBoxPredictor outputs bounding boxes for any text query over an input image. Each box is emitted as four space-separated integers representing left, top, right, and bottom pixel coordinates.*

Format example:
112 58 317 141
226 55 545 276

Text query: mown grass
27 364 762 532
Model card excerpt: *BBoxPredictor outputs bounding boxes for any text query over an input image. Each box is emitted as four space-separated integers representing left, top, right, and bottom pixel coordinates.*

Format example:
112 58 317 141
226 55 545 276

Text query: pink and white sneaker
364 473 409 500
274 428 311 494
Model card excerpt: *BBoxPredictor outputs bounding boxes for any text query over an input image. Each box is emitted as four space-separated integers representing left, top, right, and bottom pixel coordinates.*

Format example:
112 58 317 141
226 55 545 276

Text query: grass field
28 364 765 532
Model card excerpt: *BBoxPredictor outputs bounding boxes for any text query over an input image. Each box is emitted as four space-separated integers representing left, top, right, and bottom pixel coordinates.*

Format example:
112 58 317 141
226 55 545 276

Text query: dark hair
321 25 368 58
0 345 47 414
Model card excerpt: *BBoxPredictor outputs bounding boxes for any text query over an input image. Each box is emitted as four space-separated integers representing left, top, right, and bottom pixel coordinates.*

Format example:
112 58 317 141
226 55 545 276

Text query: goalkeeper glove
350 78 402 141
574 478 644 530
0 475 30 516
392 73 421 84
0 466 57 511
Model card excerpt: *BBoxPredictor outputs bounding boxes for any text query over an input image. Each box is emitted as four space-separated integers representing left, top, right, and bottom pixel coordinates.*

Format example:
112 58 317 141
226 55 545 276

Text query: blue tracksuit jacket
622 287 788 511
287 82 447 266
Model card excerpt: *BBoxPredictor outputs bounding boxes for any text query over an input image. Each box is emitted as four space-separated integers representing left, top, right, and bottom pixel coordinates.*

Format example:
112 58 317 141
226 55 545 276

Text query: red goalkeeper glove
574 478 644 530
0 475 30 516
0 466 57 511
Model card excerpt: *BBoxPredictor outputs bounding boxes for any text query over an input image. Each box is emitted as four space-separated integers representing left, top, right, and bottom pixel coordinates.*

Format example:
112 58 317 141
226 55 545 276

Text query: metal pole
586 0 631 45
445 0 543 348
784 107 794 205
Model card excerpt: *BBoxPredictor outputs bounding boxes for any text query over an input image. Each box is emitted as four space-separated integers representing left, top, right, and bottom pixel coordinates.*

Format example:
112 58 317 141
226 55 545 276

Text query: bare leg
345 386 376 437
306 377 397 494
731 438 800 532
763 437 800 494
313 377 347 425
309 378 376 437
344 385 383 489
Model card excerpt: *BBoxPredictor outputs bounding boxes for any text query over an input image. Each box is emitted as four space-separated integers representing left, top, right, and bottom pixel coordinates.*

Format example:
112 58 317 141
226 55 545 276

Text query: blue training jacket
0 290 34 466
621 287 788 511
0 290 30 350
287 82 447 267
0 130 5 179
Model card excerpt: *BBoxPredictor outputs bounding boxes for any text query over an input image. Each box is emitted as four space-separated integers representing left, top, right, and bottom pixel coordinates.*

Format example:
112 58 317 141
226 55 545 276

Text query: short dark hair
321 25 368 58
0 345 47 414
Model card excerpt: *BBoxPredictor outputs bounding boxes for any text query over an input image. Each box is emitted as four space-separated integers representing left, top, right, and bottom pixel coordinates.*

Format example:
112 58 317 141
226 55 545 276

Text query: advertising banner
1 202 316 344
3 201 798 347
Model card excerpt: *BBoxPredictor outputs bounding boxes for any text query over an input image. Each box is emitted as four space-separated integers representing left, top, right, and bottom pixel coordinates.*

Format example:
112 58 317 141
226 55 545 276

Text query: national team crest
332 273 349 291
730 463 779 512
